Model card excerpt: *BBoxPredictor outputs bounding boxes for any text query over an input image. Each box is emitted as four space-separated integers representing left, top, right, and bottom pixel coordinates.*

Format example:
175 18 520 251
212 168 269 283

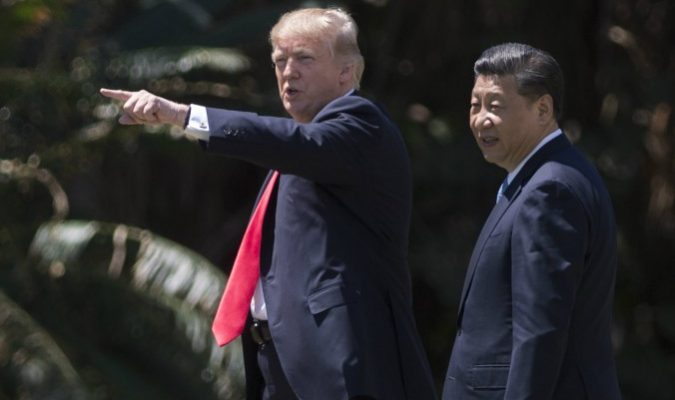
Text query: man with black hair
442 43 621 399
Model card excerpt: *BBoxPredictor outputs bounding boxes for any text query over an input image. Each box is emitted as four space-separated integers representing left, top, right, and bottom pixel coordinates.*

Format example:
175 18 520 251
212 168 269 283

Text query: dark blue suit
202 94 437 400
442 134 621 399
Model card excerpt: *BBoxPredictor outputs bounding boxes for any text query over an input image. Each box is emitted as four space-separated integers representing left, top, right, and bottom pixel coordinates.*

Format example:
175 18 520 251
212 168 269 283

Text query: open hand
100 88 189 127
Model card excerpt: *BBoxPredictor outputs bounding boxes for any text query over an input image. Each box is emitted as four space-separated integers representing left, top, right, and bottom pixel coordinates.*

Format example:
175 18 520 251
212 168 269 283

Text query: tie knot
499 177 509 195
496 177 509 204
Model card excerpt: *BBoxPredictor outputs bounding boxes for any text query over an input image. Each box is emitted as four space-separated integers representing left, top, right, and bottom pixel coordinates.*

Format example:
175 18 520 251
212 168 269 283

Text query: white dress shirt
184 105 210 141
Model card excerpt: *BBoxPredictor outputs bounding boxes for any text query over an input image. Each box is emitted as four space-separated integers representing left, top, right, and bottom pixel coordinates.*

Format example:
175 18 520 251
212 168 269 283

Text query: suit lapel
456 192 515 325
253 170 276 206
456 134 572 325
503 134 571 200
257 170 279 275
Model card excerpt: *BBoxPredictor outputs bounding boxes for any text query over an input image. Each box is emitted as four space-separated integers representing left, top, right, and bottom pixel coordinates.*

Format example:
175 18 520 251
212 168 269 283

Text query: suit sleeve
200 97 384 185
505 180 589 399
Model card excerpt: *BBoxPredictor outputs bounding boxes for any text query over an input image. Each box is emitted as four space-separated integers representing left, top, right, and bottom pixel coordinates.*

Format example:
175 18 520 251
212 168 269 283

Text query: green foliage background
1 0 674 398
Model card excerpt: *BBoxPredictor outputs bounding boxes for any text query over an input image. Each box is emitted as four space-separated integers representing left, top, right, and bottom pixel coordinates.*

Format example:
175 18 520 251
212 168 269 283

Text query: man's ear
536 94 555 124
339 63 354 85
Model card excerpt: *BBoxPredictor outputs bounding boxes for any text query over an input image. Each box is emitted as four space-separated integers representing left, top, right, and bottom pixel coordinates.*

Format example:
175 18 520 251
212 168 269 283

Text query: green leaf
27 220 245 399
0 290 89 400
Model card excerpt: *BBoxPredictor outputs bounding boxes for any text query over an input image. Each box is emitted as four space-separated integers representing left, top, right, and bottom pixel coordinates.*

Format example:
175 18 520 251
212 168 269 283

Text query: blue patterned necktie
496 177 509 204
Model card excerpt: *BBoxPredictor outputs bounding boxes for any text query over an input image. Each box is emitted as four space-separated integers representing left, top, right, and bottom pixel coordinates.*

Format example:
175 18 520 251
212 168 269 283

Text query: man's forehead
272 35 328 54
472 74 517 95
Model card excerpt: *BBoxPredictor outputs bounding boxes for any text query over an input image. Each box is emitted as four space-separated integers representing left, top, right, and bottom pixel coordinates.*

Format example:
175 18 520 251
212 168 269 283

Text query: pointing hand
100 88 189 127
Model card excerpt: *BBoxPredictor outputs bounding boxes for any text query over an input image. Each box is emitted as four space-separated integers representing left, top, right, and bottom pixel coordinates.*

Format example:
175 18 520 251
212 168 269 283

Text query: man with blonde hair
101 7 437 400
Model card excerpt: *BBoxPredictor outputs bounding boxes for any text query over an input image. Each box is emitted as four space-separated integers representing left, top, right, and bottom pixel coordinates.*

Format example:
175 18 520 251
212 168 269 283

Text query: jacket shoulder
315 94 388 122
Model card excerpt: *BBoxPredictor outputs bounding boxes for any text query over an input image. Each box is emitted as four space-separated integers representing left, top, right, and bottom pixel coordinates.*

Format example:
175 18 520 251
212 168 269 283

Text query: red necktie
212 170 280 346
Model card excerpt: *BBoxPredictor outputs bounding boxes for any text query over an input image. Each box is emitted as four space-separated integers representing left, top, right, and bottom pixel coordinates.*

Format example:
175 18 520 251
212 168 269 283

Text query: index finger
100 88 134 101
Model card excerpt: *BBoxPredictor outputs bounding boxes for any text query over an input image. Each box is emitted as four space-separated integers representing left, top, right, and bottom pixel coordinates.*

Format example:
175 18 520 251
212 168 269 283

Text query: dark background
1 0 674 399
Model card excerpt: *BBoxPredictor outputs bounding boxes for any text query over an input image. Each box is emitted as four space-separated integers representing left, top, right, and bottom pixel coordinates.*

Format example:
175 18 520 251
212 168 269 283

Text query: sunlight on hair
270 7 365 88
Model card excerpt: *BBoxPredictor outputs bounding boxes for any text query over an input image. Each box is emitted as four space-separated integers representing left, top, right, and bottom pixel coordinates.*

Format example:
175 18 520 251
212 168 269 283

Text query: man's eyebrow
291 48 311 55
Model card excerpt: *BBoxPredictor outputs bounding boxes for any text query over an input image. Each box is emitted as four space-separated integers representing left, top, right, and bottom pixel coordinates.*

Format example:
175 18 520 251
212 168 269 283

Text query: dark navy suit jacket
442 134 621 399
201 94 437 400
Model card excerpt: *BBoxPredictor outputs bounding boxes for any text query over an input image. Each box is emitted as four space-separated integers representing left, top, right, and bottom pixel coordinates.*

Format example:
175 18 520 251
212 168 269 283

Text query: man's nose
474 109 493 128
282 59 300 78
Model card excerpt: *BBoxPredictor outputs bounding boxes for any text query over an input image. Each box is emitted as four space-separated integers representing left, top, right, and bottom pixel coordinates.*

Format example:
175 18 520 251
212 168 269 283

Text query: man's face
469 74 544 172
272 35 350 123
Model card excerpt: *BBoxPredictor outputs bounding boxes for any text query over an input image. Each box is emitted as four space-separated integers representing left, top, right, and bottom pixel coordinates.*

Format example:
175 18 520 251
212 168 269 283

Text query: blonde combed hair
269 7 365 89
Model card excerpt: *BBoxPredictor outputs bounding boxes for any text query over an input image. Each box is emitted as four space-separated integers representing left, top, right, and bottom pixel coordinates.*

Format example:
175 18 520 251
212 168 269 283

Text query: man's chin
481 152 495 163
286 109 311 123
284 105 315 122
482 154 502 167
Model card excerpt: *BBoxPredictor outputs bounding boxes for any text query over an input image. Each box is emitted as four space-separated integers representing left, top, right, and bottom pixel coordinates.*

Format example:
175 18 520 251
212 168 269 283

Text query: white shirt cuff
184 104 210 141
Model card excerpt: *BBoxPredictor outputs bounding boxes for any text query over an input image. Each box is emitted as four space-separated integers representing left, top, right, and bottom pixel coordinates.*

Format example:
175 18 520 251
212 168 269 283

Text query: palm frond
0 290 89 400
28 220 245 399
